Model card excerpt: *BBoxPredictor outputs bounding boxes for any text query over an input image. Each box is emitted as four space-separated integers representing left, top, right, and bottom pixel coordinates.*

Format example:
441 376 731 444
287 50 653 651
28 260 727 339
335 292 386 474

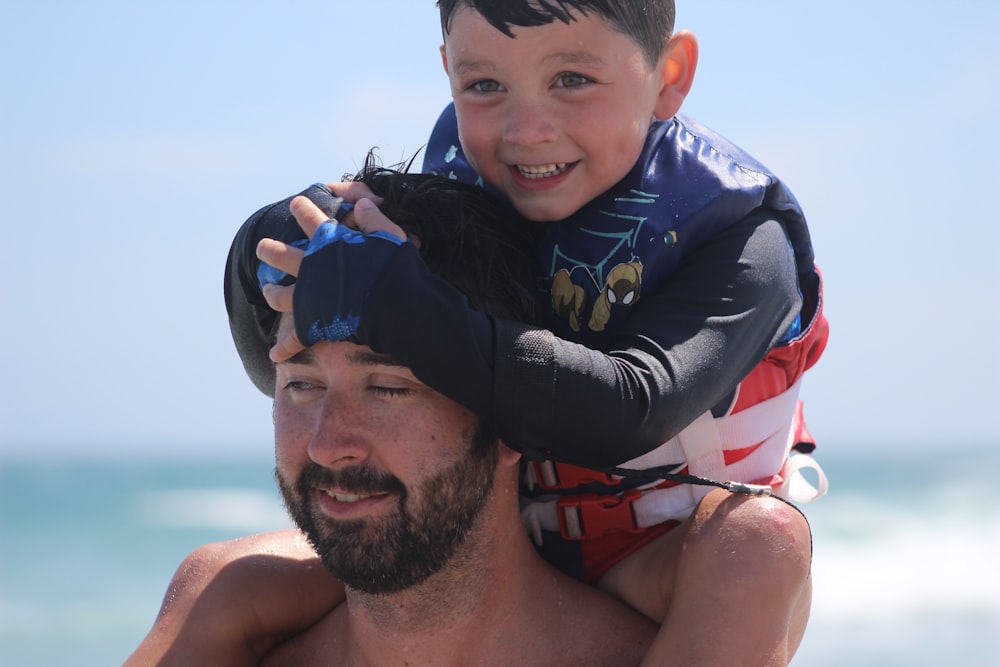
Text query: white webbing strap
774 452 829 503
619 379 803 477
715 378 803 453
520 500 555 546
675 410 726 502
519 380 824 543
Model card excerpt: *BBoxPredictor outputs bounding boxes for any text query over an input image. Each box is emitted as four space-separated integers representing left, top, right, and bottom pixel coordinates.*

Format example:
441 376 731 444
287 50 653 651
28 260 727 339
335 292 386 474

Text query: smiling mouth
324 489 386 503
516 162 571 179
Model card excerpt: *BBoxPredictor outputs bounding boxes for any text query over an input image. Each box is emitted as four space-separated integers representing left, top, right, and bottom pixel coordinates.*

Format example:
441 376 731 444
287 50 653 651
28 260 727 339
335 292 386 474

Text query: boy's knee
685 489 812 584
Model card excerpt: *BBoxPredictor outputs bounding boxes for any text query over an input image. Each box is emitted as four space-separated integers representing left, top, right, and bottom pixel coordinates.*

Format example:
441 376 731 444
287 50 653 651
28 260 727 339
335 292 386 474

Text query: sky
1 0 997 461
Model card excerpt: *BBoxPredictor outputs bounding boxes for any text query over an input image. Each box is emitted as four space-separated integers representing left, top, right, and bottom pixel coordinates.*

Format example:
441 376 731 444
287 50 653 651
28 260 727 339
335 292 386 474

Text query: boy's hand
256 189 408 362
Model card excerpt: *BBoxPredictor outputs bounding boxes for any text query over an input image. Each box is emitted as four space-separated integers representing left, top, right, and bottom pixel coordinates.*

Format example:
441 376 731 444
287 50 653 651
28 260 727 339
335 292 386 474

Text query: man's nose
502 96 557 146
307 394 370 469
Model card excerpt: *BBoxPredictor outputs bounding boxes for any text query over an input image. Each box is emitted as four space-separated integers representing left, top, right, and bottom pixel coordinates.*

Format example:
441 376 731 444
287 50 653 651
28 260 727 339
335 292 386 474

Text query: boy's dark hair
438 0 675 66
359 155 542 326
225 152 543 397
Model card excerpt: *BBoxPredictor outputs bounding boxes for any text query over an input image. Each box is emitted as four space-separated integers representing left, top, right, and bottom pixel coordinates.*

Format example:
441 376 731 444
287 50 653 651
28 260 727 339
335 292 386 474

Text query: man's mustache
298 462 407 497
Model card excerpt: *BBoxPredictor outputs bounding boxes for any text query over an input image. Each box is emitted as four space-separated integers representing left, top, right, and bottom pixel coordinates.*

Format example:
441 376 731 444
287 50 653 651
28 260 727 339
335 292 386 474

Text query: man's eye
370 386 410 398
285 380 319 393
470 79 502 94
556 72 591 88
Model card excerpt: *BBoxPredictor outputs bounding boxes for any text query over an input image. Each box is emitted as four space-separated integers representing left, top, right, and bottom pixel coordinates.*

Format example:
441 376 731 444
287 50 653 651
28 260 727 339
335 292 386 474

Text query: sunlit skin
441 6 696 222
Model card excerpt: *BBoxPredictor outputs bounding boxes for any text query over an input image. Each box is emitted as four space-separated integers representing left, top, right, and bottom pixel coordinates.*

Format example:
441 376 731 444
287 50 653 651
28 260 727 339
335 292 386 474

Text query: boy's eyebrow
450 59 496 76
543 51 605 67
451 51 605 75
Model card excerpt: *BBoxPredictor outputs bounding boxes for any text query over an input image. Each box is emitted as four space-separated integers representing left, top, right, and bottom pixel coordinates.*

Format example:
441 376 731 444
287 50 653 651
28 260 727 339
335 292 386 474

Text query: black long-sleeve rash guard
359 211 802 470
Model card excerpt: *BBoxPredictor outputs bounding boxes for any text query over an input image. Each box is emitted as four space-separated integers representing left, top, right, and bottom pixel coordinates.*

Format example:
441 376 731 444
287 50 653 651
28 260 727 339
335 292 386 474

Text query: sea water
1 444 998 667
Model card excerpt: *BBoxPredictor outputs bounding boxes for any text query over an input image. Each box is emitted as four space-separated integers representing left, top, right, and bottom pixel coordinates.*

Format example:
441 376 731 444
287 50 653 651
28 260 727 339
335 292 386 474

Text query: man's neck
335 524 533 666
347 530 497 633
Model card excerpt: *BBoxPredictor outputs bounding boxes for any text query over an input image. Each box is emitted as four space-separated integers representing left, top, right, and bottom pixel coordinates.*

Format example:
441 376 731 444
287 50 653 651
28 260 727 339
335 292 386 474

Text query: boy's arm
124 530 344 667
252 198 799 469
494 217 801 468
492 213 802 467
355 211 800 468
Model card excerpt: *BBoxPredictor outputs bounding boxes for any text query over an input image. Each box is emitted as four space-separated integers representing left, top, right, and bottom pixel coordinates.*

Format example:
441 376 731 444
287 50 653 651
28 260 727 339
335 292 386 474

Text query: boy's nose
307 395 370 469
502 97 557 146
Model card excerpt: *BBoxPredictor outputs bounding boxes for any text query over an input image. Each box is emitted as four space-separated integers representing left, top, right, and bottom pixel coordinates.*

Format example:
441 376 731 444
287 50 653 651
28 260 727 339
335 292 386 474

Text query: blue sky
1 0 997 460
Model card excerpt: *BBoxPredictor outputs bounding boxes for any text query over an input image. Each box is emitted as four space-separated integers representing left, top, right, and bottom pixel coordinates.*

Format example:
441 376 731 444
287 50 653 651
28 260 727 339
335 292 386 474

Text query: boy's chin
510 198 583 223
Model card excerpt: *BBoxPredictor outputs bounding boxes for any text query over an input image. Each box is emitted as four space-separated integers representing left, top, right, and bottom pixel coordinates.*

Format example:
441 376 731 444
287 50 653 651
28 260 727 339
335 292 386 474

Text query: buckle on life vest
532 461 622 490
557 489 643 540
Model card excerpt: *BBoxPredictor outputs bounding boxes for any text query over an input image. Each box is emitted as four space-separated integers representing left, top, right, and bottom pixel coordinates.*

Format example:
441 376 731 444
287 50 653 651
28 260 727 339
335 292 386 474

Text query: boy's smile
442 6 680 222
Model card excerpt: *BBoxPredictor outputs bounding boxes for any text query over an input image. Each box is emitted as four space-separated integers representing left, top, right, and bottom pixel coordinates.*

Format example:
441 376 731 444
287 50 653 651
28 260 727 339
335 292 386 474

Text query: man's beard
276 423 499 595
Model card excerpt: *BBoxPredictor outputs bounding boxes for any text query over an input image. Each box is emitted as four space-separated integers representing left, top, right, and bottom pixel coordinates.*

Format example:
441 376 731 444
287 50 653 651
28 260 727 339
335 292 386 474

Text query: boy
271 0 828 580
137 1 826 664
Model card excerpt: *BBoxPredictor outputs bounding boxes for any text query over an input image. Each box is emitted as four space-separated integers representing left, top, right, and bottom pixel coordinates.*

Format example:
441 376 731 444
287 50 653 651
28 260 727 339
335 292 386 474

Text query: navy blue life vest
422 103 821 349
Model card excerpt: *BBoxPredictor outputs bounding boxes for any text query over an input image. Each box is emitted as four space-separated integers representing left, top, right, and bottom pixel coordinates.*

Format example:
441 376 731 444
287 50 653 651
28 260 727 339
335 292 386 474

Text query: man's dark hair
437 0 675 66
225 152 543 397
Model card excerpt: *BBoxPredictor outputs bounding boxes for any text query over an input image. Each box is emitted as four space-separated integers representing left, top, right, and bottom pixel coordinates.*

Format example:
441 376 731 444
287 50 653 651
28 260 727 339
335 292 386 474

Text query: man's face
273 330 498 594
442 6 668 222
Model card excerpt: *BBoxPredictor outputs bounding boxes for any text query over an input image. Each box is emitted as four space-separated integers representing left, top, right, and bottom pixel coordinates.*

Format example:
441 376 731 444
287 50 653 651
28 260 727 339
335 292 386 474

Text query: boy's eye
556 72 592 88
470 79 502 94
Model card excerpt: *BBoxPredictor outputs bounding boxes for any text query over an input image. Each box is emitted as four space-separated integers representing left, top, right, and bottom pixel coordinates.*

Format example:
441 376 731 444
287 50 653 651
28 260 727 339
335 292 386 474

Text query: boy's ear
653 31 698 120
440 43 450 74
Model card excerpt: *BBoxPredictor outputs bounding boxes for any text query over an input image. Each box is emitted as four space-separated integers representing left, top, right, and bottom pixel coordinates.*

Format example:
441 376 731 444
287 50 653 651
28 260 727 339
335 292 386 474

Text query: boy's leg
596 489 813 666
125 530 345 667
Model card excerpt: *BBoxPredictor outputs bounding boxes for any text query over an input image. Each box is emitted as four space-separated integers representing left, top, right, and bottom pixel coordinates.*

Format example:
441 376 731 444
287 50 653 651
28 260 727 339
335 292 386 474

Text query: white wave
807 488 1000 618
137 488 293 532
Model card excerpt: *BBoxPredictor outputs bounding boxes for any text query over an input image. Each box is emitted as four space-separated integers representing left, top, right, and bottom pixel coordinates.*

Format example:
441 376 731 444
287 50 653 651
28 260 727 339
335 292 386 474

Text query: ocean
1 445 998 666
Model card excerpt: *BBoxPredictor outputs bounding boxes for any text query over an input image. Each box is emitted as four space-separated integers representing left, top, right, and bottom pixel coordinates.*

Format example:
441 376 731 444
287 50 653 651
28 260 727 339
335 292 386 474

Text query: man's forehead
277 344 407 370
275 313 408 369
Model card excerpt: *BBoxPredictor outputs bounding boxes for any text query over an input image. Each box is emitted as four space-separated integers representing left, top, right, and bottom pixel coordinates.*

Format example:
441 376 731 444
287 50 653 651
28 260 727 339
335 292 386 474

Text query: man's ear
498 442 522 468
653 31 698 120
440 43 449 74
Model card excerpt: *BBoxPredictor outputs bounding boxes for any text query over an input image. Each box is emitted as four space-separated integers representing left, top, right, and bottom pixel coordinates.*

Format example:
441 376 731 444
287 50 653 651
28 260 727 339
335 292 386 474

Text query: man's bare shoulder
125 530 340 667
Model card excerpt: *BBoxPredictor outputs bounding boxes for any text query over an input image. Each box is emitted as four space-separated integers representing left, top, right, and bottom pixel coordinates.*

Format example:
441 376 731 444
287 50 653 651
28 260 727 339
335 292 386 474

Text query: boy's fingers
352 198 407 240
269 332 306 363
261 283 295 312
325 181 383 207
257 238 304 276
289 196 331 238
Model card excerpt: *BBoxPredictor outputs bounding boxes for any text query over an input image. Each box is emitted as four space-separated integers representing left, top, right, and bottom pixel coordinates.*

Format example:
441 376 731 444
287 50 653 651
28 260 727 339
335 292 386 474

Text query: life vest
424 104 829 544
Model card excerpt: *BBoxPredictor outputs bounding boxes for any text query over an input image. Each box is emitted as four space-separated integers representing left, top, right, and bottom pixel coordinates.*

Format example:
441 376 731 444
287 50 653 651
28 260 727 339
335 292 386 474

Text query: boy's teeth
517 163 568 179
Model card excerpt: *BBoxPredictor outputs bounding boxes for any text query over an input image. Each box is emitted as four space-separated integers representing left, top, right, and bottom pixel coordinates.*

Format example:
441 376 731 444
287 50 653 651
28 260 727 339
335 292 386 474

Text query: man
261 320 658 665
126 164 658 665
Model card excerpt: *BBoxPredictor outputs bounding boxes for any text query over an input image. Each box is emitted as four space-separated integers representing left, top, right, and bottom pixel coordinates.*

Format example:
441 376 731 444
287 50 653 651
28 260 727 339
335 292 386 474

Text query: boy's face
442 6 670 222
